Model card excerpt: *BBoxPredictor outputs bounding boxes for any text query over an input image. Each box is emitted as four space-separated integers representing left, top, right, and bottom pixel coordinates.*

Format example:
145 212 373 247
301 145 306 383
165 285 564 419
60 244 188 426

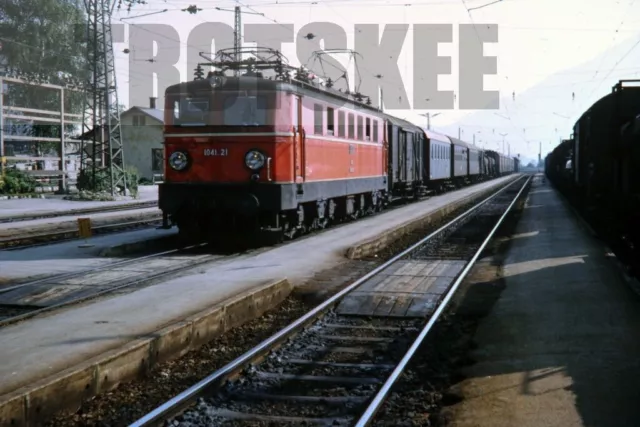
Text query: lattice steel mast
79 0 127 196
233 6 241 77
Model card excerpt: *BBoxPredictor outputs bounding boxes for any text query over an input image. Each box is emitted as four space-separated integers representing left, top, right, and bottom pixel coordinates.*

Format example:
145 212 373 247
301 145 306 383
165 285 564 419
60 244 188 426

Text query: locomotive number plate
204 148 228 156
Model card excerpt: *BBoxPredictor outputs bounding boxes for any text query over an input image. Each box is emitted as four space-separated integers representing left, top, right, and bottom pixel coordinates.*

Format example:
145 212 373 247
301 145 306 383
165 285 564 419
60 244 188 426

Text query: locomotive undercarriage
164 171 502 249
171 190 387 248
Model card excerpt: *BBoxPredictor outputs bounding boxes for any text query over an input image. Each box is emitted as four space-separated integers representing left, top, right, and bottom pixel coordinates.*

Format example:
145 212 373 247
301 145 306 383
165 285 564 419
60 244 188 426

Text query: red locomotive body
160 75 388 240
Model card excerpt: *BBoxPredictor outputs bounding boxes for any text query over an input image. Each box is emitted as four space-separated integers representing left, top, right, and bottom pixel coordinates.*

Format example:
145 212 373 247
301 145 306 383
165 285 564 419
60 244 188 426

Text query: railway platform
0 206 161 239
0 185 158 222
447 176 640 427
0 175 519 425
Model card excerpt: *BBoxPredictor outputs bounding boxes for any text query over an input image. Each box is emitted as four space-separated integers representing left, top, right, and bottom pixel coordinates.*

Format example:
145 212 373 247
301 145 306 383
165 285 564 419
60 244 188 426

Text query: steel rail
354 174 531 426
128 174 527 427
0 242 212 328
0 242 206 294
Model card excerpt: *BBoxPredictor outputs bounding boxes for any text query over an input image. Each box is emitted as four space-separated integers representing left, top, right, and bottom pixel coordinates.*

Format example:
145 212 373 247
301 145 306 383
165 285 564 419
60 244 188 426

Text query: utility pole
419 112 441 130
499 133 508 153
538 141 542 168
80 0 126 196
233 6 241 76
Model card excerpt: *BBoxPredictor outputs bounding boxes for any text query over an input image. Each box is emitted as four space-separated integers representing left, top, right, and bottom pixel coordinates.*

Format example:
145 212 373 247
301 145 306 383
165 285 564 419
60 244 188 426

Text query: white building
120 97 164 182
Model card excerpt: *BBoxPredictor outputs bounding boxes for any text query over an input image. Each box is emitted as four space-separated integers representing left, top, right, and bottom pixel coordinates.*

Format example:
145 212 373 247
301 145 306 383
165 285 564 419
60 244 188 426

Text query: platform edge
0 277 292 427
345 176 521 260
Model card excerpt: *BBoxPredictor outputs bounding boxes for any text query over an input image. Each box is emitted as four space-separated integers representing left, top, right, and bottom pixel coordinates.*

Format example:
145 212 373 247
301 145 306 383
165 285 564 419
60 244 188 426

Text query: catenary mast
79 0 127 196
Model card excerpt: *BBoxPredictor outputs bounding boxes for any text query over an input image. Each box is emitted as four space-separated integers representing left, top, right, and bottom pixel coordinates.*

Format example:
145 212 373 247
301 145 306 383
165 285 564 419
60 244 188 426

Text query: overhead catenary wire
111 0 640 157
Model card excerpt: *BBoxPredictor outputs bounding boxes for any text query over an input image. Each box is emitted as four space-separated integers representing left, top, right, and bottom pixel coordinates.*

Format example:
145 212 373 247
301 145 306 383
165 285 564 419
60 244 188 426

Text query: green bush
0 169 38 194
76 167 139 197
124 166 139 197
76 169 110 193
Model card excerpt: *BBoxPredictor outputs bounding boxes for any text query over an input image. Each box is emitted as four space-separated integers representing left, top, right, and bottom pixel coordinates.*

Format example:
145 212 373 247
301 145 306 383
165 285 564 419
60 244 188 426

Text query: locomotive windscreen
166 92 275 127
222 95 268 126
171 97 210 126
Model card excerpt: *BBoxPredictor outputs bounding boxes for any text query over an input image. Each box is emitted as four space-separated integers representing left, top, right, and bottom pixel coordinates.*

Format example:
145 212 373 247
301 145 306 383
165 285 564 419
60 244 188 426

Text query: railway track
129 174 531 427
0 215 164 250
0 242 227 327
0 200 158 224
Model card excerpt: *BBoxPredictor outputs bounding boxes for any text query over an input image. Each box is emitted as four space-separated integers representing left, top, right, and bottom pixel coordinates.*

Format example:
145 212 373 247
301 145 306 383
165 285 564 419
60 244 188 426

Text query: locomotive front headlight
245 150 266 170
169 151 189 171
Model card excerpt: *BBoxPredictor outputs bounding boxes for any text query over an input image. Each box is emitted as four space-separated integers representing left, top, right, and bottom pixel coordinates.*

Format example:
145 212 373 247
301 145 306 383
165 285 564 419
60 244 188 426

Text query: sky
111 0 640 163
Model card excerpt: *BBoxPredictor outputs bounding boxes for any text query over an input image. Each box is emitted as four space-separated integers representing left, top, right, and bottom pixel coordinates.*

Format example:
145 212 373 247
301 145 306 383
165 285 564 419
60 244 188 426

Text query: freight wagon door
294 96 305 183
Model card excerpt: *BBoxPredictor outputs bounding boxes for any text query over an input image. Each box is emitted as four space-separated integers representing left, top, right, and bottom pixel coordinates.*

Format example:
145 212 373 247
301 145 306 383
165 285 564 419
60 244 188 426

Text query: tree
0 0 87 156
117 0 165 11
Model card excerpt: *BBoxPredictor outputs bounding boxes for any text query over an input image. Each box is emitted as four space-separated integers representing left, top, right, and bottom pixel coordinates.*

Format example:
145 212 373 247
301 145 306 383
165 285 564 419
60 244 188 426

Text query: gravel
43 190 500 427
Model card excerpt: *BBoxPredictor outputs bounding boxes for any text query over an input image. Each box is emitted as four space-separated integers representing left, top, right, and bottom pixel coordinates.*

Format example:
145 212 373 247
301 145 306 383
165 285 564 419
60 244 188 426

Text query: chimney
149 97 157 109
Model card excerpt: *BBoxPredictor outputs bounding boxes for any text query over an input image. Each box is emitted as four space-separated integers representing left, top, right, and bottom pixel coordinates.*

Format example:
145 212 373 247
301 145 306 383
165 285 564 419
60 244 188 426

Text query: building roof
122 106 164 123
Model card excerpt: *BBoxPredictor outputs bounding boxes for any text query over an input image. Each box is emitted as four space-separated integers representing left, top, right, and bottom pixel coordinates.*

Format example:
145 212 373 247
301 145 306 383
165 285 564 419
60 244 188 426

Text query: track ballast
130 174 531 427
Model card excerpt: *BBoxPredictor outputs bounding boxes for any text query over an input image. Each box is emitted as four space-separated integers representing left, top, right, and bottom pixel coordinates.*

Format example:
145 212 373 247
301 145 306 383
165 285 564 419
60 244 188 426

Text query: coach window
338 111 346 137
314 104 323 135
365 118 371 141
373 120 378 142
327 107 335 135
357 116 364 140
348 113 355 139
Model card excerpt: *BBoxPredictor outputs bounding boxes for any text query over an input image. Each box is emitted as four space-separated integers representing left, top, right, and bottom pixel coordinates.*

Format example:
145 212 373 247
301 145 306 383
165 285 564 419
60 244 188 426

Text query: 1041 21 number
204 148 228 156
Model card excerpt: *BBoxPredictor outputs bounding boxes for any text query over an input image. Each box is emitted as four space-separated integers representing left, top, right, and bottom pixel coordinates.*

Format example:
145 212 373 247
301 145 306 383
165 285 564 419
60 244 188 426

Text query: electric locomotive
160 49 389 241
159 47 518 243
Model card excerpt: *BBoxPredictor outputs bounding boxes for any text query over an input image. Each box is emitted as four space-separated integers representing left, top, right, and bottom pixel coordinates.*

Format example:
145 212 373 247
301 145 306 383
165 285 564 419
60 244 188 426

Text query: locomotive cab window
373 120 378 142
348 113 355 139
327 107 335 135
365 118 371 141
314 104 323 135
338 111 346 137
